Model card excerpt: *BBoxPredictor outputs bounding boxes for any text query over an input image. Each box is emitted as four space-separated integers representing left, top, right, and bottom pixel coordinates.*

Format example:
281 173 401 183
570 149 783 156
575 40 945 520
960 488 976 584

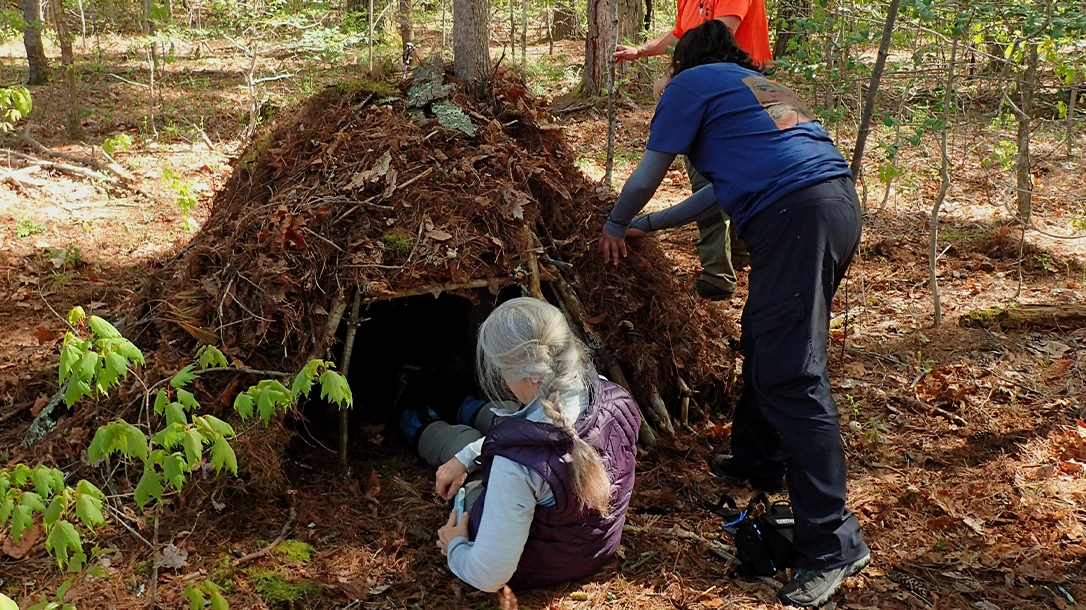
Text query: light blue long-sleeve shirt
446 381 589 592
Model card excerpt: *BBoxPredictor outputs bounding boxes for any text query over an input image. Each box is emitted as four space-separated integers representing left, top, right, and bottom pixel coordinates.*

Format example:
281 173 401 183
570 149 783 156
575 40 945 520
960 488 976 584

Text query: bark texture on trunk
1016 42 1038 225
50 0 83 139
453 0 491 97
773 0 811 59
552 0 577 40
22 0 50 85
583 0 642 97
398 0 413 53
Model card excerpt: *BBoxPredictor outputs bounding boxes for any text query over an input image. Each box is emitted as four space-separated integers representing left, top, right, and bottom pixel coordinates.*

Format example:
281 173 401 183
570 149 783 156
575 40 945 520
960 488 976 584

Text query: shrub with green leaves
0 85 31 132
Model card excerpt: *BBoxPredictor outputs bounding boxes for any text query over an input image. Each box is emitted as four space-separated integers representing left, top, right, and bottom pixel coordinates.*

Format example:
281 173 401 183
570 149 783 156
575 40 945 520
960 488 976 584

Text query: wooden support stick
311 297 347 361
677 375 691 426
647 387 675 437
337 289 363 470
358 278 509 305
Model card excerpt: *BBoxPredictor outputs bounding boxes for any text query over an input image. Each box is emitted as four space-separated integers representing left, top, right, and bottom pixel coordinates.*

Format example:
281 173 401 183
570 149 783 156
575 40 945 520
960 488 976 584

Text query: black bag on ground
709 492 797 576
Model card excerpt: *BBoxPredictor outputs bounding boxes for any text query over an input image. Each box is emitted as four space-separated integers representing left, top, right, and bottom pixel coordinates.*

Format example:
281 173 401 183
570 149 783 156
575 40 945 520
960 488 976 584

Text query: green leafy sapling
59 306 145 407
184 580 229 610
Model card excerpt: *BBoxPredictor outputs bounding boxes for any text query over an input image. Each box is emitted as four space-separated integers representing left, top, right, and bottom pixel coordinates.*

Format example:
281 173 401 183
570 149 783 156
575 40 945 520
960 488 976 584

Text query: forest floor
2 32 1085 610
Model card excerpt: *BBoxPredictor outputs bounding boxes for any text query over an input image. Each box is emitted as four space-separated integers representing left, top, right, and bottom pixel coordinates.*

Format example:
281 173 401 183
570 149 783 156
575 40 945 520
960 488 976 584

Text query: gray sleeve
603 150 677 238
628 184 721 233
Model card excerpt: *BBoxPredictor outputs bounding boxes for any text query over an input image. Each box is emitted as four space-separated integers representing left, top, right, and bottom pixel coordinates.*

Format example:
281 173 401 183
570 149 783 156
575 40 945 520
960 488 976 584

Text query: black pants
730 176 869 570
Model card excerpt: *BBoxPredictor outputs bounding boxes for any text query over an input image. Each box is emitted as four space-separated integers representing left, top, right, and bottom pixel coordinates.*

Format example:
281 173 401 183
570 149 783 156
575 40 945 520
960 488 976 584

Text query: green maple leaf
66 306 86 326
153 390 169 415
200 415 235 438
0 593 18 610
121 423 150 461
162 453 187 492
97 351 130 392
254 387 278 424
319 370 354 408
233 392 254 420
58 336 83 385
133 469 163 508
183 429 205 466
75 480 104 499
210 435 238 475
197 345 229 369
166 402 188 426
151 422 187 450
210 591 228 610
87 316 122 339
291 360 323 398
115 339 145 365
11 503 32 541
184 587 205 610
77 351 99 383
44 495 64 526
45 520 82 568
170 365 199 389
0 497 13 526
21 491 46 512
63 379 92 407
87 426 115 462
31 467 61 498
75 493 105 529
176 388 200 411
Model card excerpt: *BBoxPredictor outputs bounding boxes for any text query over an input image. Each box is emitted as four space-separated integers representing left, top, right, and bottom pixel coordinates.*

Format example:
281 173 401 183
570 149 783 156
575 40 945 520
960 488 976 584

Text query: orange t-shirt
672 0 773 67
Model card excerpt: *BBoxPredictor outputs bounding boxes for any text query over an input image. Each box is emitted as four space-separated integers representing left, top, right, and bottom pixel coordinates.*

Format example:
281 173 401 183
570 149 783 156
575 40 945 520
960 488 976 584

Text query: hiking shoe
778 553 871 607
399 407 440 450
694 280 734 302
708 454 784 493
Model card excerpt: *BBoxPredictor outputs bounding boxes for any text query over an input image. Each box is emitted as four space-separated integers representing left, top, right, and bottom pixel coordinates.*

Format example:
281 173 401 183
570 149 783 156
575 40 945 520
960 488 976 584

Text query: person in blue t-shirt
598 20 870 608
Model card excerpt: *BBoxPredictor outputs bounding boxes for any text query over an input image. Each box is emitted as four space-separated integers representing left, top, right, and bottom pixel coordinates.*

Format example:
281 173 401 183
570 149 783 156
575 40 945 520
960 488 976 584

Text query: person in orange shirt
615 0 772 302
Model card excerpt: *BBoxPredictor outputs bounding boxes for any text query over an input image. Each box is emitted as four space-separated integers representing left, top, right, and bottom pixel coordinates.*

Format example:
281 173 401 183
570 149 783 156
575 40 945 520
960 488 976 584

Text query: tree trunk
552 0 576 40
22 0 50 85
344 0 364 13
1016 42 1038 225
773 0 811 59
397 0 412 54
583 0 642 97
644 0 652 32
453 0 491 97
849 0 901 184
1067 76 1079 159
50 0 83 139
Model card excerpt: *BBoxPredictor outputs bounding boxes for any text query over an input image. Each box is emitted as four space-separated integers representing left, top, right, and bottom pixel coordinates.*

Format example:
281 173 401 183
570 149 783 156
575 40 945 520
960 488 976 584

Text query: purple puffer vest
467 372 641 589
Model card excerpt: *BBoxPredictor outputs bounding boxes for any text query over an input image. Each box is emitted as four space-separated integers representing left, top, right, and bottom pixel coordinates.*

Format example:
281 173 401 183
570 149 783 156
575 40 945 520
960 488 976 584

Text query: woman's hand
625 227 646 238
598 231 628 266
613 44 640 62
435 458 468 500
437 509 471 556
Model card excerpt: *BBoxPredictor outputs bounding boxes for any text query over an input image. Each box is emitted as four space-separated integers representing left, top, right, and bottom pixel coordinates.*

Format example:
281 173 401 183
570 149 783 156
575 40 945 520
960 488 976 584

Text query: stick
521 228 544 300
677 376 691 426
622 524 735 561
20 127 135 183
647 387 675 437
0 148 117 183
338 290 363 470
233 506 297 567
149 504 160 610
357 278 509 305
180 116 215 151
311 297 348 361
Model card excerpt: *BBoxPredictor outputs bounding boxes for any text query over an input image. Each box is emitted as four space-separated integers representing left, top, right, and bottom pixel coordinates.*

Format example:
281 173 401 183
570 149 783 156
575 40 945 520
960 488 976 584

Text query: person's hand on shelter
435 457 468 500
437 509 470 556
598 232 628 265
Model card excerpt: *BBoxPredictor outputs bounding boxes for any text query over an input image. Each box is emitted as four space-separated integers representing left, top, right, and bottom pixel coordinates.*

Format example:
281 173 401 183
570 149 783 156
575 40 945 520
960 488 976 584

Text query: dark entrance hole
292 284 523 459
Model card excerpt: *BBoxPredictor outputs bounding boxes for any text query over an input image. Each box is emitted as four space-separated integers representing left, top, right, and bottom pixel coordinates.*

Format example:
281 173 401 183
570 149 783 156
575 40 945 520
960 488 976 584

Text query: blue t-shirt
647 63 851 232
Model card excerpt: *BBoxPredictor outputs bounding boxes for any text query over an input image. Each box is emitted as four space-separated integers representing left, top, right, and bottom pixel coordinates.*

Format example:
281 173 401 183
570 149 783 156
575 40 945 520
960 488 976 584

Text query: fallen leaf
584 313 607 325
703 598 725 609
30 395 49 416
2 523 41 559
155 543 189 570
347 151 393 189
364 469 381 503
427 229 453 241
35 326 56 345
367 584 391 596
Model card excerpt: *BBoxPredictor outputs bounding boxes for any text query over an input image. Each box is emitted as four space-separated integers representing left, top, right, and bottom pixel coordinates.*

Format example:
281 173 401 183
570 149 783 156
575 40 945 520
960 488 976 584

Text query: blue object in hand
454 487 466 525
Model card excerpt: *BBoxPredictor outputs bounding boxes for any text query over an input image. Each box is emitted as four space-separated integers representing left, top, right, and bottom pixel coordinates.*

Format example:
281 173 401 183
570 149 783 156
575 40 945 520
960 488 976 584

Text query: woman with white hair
399 297 641 592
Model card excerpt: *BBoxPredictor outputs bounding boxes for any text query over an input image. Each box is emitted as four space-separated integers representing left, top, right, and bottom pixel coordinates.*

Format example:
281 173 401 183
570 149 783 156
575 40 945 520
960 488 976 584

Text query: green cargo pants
684 158 749 297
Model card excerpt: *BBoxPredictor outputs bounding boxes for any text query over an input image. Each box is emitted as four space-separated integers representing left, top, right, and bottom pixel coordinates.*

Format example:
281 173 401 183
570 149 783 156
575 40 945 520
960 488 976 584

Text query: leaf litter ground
1 43 1085 610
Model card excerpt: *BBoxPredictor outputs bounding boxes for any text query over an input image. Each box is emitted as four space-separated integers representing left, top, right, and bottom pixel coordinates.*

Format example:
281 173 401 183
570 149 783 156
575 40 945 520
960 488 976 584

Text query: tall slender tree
21 0 50 85
49 0 83 139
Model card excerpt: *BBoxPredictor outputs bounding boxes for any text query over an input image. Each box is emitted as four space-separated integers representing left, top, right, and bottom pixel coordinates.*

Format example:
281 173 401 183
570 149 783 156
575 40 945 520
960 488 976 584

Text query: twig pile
136 67 736 414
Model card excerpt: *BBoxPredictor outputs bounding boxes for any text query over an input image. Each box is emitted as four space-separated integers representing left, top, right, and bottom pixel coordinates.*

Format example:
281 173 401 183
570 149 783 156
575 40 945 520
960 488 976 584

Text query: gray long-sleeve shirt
603 150 721 238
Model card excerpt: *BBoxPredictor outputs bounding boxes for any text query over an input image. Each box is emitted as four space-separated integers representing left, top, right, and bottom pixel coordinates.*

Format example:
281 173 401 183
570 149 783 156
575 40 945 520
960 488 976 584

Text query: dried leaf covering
137 68 737 408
